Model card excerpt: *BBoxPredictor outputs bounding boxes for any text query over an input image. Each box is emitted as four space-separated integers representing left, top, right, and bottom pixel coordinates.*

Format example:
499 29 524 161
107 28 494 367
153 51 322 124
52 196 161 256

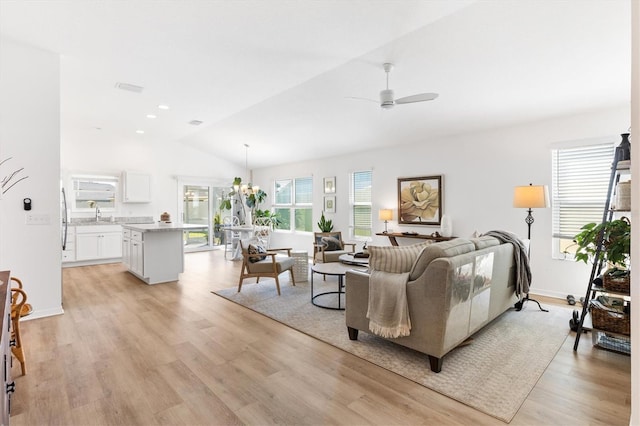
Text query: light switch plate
25 213 50 225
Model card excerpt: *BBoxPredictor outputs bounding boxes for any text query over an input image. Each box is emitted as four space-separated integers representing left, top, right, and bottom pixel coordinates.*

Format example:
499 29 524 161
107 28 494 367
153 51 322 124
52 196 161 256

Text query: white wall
0 39 63 318
254 105 630 300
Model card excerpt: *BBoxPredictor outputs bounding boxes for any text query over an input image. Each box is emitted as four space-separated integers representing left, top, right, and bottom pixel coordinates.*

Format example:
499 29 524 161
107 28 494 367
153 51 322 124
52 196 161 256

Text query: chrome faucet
95 205 101 222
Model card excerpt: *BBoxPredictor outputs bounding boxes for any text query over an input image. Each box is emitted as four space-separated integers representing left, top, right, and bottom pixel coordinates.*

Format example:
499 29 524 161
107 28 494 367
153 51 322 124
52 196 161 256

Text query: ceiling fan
350 63 438 109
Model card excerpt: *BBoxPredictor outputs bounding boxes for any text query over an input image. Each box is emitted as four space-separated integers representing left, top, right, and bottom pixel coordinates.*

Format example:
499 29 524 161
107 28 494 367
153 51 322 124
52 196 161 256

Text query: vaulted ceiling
0 1 631 169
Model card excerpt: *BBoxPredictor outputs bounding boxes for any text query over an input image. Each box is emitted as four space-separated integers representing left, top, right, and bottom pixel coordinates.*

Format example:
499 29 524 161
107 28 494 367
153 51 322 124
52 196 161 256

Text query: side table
290 250 309 282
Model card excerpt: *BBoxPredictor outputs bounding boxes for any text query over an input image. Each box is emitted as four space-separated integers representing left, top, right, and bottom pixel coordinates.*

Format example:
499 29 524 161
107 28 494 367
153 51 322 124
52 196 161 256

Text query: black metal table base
311 271 345 310
311 291 345 310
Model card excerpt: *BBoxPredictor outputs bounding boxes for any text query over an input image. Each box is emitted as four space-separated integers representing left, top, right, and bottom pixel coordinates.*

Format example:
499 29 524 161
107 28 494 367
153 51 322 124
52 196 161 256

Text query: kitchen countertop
70 216 154 226
121 223 206 232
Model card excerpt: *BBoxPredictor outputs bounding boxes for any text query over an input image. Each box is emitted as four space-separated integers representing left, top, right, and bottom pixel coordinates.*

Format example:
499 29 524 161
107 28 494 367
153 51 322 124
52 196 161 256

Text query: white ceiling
0 0 631 169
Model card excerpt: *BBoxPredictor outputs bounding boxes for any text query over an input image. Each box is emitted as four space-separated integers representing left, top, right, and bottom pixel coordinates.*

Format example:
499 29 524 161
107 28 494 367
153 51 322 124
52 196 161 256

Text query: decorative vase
618 133 631 161
440 215 453 237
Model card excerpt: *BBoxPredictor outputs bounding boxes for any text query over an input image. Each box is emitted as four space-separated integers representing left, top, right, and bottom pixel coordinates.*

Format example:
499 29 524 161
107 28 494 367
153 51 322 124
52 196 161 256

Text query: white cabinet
122 171 151 203
122 228 131 269
75 225 122 261
122 225 184 284
129 230 144 277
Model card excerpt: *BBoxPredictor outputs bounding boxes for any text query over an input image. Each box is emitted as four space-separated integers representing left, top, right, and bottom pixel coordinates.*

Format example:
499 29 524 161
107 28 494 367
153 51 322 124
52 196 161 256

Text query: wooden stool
10 277 30 376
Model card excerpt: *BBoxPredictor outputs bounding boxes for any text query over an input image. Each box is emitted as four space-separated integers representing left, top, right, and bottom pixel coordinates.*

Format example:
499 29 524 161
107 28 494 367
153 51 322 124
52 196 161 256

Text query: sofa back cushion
369 241 431 273
469 236 500 250
409 238 476 280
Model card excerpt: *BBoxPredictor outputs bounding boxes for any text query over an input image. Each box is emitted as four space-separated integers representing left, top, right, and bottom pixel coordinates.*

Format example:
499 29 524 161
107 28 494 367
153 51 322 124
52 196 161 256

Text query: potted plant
219 177 268 225
317 212 334 232
573 217 631 292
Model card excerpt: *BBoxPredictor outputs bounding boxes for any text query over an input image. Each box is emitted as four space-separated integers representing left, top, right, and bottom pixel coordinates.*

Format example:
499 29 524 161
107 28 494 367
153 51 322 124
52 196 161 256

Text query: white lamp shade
513 185 549 208
378 209 393 221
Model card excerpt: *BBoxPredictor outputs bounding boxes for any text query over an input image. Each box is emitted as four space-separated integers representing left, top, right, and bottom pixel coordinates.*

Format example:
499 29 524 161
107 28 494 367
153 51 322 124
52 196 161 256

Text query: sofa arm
345 270 372 332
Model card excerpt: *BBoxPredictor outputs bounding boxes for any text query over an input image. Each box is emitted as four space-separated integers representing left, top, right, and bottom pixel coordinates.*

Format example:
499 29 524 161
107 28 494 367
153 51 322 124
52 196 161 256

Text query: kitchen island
121 223 201 285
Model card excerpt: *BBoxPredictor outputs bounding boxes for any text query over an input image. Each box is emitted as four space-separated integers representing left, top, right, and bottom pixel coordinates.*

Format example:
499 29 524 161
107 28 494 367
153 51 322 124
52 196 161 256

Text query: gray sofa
345 236 518 373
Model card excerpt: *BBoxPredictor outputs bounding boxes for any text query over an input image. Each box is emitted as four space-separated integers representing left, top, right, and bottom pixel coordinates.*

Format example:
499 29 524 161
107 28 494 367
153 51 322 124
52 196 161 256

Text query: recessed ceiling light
146 114 157 119
136 130 145 134
189 120 203 126
158 104 170 110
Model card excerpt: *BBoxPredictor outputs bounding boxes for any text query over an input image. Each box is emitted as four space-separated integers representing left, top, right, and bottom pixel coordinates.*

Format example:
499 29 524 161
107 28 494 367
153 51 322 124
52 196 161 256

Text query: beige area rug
214 278 570 423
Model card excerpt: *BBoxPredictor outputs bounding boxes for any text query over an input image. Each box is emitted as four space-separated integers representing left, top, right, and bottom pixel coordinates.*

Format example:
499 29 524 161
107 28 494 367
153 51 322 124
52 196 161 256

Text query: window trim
273 176 313 233
551 139 615 260
349 169 373 240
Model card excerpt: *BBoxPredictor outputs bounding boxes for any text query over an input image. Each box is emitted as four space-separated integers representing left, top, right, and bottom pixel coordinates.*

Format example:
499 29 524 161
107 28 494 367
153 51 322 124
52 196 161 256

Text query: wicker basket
590 303 630 335
603 273 630 293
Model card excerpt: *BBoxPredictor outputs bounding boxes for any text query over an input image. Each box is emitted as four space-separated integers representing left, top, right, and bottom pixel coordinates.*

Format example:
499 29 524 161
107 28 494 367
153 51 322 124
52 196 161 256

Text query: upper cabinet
122 171 151 203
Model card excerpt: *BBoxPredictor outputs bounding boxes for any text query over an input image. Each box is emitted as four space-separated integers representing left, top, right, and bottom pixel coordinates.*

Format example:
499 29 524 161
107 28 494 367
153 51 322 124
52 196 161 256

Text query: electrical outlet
25 213 50 225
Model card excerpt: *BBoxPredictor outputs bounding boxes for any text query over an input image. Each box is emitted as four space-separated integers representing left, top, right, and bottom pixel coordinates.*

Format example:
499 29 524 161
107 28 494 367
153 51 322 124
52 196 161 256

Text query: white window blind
350 170 372 238
552 143 614 241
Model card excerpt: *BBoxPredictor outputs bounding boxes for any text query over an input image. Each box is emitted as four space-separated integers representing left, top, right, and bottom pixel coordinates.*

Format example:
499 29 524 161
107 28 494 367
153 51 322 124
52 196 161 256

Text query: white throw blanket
366 270 411 338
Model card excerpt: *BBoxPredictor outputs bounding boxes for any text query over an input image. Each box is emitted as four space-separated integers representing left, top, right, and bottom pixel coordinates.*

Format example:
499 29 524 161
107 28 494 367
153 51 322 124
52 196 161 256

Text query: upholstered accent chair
313 231 356 264
238 238 296 295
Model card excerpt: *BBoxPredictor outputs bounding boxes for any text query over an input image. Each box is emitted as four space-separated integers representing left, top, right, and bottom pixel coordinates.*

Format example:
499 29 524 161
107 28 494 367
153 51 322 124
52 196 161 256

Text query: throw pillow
369 241 431 274
321 236 343 251
248 244 267 263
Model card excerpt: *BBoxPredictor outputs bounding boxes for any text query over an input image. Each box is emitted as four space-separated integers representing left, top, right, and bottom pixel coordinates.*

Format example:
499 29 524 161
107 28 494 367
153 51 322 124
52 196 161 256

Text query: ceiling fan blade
345 96 379 104
395 93 439 104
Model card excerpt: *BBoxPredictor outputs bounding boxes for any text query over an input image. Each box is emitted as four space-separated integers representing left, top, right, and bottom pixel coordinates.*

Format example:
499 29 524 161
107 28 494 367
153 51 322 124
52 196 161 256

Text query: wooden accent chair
10 277 31 375
313 232 356 264
238 238 296 296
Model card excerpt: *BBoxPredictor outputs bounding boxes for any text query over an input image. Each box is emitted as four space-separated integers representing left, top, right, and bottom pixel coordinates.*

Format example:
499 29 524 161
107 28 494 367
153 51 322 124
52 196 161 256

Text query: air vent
189 120 203 126
114 82 144 93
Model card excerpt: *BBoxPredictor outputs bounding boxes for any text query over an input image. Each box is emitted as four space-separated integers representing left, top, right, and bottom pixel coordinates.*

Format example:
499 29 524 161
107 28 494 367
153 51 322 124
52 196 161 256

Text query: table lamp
379 209 393 233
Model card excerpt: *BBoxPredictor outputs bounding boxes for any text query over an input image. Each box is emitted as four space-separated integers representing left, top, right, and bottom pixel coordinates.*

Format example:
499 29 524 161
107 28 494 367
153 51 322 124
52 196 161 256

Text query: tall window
551 142 614 259
350 170 372 239
273 177 313 232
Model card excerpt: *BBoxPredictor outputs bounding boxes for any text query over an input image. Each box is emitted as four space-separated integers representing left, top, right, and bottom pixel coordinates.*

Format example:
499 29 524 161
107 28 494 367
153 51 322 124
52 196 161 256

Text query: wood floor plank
9 249 631 425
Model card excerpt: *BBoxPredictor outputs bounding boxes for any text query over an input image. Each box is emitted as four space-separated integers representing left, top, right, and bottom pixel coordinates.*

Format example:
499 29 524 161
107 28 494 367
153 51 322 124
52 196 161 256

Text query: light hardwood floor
10 250 631 425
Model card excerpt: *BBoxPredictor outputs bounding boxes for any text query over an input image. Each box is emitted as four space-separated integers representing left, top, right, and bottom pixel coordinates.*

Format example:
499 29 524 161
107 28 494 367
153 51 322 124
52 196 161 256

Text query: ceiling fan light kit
351 62 439 110
380 89 395 109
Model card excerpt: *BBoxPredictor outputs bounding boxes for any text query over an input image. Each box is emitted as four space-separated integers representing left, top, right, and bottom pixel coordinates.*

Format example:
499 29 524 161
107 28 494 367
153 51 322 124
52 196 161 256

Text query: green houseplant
317 212 334 232
218 177 268 225
573 217 631 290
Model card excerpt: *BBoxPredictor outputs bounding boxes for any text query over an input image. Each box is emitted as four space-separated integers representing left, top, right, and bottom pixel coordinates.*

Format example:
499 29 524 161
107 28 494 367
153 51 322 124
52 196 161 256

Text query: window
69 175 118 212
350 170 372 239
273 177 313 232
551 142 614 259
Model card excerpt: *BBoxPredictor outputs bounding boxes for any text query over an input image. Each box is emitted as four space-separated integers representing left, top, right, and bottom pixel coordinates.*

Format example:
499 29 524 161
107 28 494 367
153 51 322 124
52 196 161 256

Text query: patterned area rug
214 278 569 423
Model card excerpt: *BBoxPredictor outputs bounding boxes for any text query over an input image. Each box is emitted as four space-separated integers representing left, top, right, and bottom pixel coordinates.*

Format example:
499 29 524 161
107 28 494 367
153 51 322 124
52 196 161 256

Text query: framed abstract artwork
323 176 336 194
397 175 442 225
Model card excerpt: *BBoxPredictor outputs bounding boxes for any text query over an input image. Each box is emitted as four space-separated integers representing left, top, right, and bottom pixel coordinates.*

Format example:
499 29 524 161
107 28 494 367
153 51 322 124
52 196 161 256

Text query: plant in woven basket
573 217 631 284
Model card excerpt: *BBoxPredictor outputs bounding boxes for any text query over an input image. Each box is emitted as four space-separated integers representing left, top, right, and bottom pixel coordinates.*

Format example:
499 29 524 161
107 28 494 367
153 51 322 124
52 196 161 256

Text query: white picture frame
323 176 336 194
324 195 336 213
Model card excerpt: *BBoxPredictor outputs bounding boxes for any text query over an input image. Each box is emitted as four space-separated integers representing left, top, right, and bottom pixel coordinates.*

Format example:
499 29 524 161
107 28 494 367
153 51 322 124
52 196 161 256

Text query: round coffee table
311 262 362 310
338 253 369 266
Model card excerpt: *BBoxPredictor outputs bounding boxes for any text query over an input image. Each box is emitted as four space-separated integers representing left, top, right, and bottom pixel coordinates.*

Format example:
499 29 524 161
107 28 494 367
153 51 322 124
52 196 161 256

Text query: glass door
182 185 211 251
178 179 229 252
